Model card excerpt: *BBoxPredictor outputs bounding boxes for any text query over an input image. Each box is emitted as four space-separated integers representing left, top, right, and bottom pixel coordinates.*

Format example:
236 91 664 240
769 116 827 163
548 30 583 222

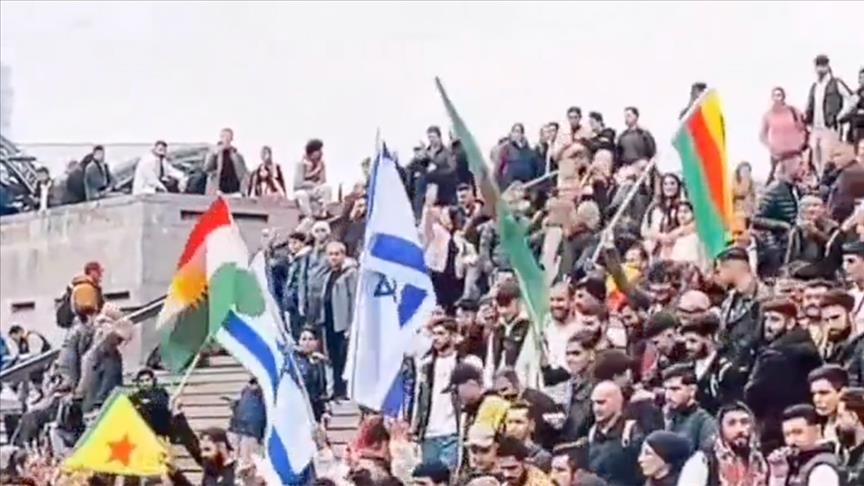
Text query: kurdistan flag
435 78 548 387
156 198 266 372
62 392 169 476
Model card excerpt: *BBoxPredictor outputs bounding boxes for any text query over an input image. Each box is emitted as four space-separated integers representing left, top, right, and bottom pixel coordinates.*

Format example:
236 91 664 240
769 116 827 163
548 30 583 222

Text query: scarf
712 436 768 486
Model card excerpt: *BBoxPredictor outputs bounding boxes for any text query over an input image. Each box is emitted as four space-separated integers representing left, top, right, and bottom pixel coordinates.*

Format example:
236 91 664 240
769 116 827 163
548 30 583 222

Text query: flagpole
169 349 205 406
590 159 657 264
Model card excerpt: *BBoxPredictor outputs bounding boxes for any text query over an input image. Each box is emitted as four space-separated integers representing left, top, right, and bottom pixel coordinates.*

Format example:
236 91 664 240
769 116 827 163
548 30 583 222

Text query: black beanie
645 431 692 469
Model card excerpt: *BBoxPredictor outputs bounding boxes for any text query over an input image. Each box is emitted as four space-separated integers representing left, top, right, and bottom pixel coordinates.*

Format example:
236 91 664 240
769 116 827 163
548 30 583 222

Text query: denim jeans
421 434 459 469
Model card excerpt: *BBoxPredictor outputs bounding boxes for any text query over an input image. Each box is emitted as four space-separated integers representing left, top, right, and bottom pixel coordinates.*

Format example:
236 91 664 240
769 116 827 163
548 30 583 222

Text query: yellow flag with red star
62 391 169 476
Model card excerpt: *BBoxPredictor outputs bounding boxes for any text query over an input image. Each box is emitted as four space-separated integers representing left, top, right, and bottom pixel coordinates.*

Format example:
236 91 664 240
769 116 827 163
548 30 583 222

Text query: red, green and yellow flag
672 88 733 258
156 198 264 372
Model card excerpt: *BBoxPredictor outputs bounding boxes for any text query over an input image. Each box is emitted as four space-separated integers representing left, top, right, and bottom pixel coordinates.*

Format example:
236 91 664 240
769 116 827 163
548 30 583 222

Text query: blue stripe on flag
397 284 428 329
223 312 280 397
268 432 313 485
369 233 427 274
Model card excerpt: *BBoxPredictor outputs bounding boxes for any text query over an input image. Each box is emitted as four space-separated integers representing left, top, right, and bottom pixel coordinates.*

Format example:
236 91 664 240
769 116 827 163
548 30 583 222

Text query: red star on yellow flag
108 434 135 466
62 392 168 477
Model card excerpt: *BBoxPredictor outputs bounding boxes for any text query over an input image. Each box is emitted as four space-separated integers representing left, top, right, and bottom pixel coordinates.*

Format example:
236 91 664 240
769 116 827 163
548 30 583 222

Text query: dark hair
314 479 338 486
588 111 604 124
662 363 697 385
511 122 525 134
593 350 635 382
430 317 459 334
493 367 520 388
781 404 820 425
300 326 320 339
625 243 649 262
807 364 849 390
646 260 679 285
567 328 599 350
507 399 533 417
548 121 560 131
154 140 167 149
135 368 156 382
566 106 582 117
8 324 23 335
658 173 683 205
624 106 640 118
288 231 308 244
495 281 521 305
427 126 442 137
496 436 529 461
805 279 832 290
92 145 105 153
305 139 324 156
691 82 707 92
734 161 752 183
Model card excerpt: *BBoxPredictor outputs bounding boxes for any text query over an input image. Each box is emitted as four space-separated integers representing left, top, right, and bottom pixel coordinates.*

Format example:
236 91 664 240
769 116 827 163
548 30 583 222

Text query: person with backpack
760 86 808 184
56 261 105 330
586 381 646 486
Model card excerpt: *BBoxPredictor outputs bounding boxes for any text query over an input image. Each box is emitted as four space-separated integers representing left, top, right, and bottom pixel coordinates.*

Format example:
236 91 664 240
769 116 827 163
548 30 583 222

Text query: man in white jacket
132 140 186 195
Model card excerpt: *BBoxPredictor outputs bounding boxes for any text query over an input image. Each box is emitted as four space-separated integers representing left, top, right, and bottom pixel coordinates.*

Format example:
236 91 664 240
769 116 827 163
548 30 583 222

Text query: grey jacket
204 146 249 195
317 262 358 333
665 403 718 450
84 160 115 201
56 322 96 388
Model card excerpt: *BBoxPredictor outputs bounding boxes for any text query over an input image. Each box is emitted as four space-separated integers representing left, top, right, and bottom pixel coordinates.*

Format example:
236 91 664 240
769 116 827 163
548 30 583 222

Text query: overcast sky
0 1 861 184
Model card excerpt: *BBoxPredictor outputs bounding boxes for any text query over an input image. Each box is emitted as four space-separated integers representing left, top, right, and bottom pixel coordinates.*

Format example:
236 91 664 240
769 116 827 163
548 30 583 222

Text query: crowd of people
1 55 864 485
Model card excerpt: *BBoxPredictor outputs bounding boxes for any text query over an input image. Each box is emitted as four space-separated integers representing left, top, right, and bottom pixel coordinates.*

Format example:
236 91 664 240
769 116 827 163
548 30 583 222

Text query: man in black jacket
681 314 746 416
745 298 823 453
819 289 864 387
716 247 767 374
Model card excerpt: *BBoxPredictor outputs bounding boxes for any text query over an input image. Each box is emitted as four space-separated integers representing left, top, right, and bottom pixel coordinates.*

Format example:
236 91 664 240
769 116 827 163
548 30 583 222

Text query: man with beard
662 364 718 450
837 387 864 483
715 247 767 374
681 314 744 416
808 364 849 444
767 404 843 486
819 289 864 386
699 402 769 486
504 401 553 472
744 298 823 453
169 426 237 485
496 436 554 486
542 284 581 399
414 318 463 468
801 279 831 347
641 311 687 389
556 331 599 443
549 444 607 486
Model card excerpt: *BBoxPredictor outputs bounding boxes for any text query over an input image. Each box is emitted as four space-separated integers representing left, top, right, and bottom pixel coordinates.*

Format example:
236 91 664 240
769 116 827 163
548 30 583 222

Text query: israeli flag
345 145 437 416
216 252 316 485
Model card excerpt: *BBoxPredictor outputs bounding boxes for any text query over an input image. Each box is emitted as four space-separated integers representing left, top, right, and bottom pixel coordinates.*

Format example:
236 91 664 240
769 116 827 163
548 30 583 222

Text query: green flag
435 78 549 332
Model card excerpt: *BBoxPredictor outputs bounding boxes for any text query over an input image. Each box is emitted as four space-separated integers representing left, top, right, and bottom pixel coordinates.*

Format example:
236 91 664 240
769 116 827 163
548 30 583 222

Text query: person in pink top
761 86 808 182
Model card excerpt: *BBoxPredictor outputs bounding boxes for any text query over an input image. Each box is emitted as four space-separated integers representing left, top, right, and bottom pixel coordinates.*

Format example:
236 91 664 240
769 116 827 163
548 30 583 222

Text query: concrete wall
0 194 300 348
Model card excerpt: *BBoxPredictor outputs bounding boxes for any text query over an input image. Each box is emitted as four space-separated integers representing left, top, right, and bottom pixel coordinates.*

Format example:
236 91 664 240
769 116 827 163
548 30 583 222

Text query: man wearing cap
818 289 864 387
806 54 856 174
449 363 510 472
462 423 500 480
745 298 823 453
715 246 766 373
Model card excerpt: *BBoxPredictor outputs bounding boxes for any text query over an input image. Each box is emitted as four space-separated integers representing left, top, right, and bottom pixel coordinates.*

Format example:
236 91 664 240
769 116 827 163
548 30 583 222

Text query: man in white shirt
767 404 843 486
414 318 461 469
132 140 186 195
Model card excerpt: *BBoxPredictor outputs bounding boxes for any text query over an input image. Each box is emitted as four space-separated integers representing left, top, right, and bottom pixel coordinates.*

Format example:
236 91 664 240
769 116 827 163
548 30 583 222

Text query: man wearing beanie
745 297 822 453
637 430 693 486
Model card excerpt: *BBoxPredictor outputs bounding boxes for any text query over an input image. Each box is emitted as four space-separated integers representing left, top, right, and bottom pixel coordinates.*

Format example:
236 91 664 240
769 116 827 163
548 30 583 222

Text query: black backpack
55 286 75 329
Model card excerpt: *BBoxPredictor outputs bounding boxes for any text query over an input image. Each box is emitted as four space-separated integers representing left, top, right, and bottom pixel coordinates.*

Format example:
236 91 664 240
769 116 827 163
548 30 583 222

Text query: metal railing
0 295 167 384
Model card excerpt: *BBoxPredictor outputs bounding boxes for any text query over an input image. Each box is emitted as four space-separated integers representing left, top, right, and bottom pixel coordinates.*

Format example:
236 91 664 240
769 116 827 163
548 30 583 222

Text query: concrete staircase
153 354 362 483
